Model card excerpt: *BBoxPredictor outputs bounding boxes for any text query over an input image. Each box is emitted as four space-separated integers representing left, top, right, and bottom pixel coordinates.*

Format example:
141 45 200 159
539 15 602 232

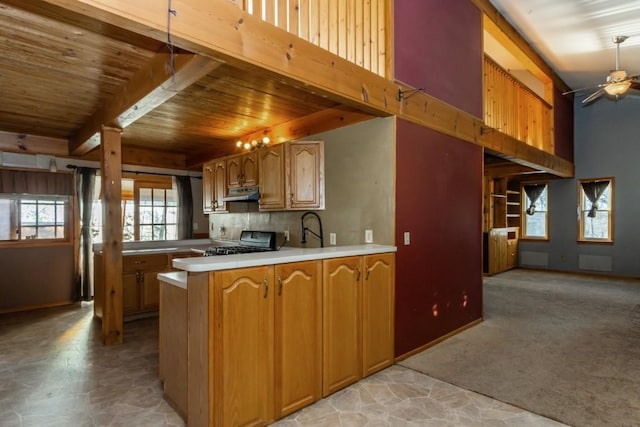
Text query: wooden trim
29 0 573 177
471 0 571 95
394 318 483 362
0 300 76 314
0 131 68 157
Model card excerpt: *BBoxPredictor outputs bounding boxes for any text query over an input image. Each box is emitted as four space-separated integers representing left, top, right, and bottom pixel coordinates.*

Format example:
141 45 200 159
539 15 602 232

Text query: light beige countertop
157 271 188 289
171 244 397 273
92 238 232 255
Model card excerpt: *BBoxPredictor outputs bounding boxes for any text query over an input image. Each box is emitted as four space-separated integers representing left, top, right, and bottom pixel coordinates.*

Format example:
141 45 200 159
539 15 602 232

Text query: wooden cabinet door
287 141 324 210
226 155 242 189
488 229 508 274
322 256 362 396
213 266 275 427
202 162 215 213
140 270 160 310
362 253 395 376
122 272 139 315
258 145 286 211
242 151 258 187
212 160 227 212
274 261 322 418
507 238 518 269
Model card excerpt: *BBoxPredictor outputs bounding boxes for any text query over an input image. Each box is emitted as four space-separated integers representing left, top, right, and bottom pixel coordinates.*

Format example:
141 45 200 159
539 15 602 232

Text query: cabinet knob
277 276 283 296
356 267 361 282
263 277 269 298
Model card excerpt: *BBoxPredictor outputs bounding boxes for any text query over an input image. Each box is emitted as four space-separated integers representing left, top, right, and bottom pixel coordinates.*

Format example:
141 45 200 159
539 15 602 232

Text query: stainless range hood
222 185 260 202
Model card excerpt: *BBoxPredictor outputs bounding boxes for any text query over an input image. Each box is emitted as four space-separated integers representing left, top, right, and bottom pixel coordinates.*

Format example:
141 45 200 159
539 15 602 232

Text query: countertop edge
157 271 188 289
172 245 397 273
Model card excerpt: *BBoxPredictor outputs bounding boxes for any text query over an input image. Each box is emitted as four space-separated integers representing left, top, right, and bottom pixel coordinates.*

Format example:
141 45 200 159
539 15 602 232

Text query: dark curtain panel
581 180 610 218
523 184 546 215
75 168 96 301
174 175 193 240
0 169 73 195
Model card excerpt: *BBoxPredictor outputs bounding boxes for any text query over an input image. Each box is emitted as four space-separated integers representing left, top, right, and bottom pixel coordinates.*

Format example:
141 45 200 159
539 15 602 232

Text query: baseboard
0 300 76 315
394 317 483 362
514 266 640 282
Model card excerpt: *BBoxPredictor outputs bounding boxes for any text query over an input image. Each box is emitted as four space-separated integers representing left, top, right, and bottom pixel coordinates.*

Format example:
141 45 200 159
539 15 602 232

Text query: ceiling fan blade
563 85 601 96
582 87 606 105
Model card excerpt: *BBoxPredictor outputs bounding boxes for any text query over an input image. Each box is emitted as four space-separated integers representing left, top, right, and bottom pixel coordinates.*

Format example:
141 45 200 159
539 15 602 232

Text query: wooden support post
100 126 124 345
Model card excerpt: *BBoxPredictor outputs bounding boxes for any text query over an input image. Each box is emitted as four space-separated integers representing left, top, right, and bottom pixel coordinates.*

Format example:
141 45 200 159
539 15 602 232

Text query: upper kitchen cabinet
258 144 287 211
287 141 325 210
202 160 227 214
226 152 258 189
259 141 325 212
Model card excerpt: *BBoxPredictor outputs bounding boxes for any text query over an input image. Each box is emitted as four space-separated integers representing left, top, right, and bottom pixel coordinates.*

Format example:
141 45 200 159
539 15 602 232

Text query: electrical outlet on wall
404 231 411 245
329 233 336 245
365 229 373 243
284 229 290 241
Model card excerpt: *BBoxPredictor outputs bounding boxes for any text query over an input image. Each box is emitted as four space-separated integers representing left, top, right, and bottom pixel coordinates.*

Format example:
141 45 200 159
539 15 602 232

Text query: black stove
204 230 277 256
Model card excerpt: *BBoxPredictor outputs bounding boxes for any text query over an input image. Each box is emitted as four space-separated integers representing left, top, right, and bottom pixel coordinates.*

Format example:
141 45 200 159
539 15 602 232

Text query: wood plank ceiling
0 1 358 170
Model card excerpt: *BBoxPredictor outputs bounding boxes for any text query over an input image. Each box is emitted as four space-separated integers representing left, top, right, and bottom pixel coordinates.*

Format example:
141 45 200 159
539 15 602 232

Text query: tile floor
0 303 566 426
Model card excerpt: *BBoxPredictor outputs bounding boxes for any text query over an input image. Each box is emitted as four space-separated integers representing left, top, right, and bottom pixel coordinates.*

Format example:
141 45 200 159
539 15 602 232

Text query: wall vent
578 254 612 272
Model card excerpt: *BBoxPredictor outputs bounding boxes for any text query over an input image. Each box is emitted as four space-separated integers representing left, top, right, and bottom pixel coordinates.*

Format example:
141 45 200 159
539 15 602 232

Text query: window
521 183 548 239
91 176 177 243
579 178 613 242
136 184 177 241
0 195 69 242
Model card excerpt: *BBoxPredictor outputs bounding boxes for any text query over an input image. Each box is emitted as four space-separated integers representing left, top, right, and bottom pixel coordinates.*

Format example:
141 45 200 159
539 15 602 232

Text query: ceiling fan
563 36 640 105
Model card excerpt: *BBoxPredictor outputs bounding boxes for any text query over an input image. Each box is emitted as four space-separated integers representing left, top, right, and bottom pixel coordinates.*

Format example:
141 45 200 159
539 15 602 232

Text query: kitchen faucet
301 211 324 247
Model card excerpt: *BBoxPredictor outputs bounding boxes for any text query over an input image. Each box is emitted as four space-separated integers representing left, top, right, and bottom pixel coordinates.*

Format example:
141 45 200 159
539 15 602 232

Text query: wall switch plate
193 222 198 231
404 232 411 245
329 233 337 245
284 229 290 241
365 229 373 243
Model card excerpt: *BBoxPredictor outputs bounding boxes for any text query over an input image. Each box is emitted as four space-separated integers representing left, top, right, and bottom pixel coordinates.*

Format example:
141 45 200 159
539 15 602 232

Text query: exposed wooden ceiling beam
0 131 68 157
34 0 573 177
70 53 223 156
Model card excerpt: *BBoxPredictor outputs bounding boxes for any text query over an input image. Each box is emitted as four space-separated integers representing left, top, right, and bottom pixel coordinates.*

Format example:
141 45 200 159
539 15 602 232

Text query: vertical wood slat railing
240 0 388 78
484 56 554 154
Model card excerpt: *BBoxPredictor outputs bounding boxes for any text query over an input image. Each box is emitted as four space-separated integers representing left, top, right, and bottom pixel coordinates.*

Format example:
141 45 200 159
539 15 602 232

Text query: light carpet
399 269 640 427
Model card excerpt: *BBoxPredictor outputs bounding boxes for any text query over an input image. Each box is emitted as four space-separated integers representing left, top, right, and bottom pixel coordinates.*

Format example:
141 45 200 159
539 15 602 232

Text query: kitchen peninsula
160 244 396 426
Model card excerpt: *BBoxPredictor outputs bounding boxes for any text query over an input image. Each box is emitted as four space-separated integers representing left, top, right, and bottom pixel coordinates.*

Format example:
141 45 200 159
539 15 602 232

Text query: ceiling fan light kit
563 36 639 105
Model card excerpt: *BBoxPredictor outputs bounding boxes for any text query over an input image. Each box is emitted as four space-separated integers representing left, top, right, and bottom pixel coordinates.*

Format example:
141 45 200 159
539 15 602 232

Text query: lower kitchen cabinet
322 256 362 396
362 253 395 377
178 252 395 426
274 261 322 418
213 266 275 427
322 253 395 396
94 251 192 321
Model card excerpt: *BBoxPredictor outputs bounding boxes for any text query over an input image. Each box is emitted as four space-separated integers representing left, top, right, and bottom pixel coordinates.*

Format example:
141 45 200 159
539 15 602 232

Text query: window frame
0 194 73 248
133 180 177 241
91 175 178 243
520 181 549 241
578 177 614 244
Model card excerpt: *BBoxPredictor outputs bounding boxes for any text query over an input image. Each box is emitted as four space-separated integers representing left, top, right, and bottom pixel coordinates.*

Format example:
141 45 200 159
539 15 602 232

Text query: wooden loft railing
239 0 389 78
484 56 554 154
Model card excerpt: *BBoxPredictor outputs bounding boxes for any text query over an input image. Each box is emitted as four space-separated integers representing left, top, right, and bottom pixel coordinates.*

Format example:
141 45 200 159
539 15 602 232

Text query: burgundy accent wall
394 0 483 119
395 119 483 357
553 87 575 162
